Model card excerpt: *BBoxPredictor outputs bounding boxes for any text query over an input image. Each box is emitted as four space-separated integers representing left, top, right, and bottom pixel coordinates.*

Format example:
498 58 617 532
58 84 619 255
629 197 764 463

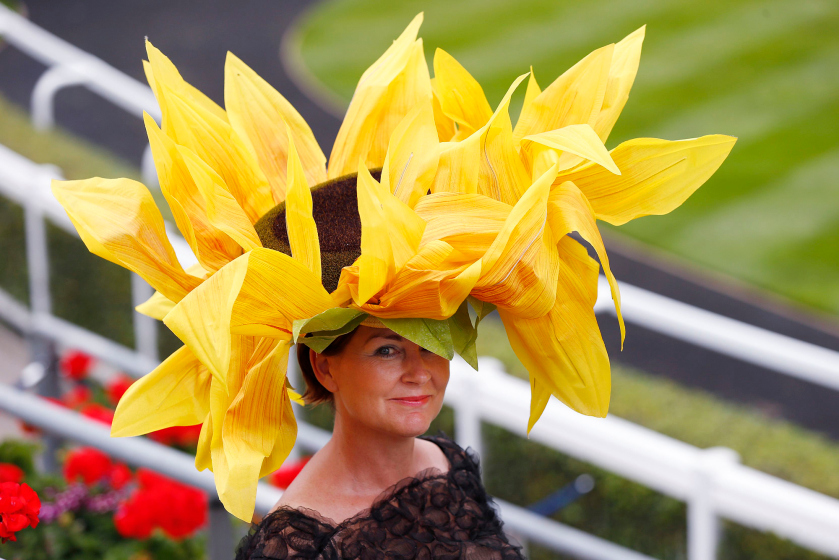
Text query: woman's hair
297 329 357 406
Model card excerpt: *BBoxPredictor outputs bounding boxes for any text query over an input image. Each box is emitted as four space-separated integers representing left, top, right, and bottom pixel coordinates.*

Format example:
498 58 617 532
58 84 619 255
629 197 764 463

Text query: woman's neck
325 410 420 497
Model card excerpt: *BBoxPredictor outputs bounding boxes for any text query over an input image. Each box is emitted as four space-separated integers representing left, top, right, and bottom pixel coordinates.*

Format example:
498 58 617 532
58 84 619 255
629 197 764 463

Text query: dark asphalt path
2 0 839 438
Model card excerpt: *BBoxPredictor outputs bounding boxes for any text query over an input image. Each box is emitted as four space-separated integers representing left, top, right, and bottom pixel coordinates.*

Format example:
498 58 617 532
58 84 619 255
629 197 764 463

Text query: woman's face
312 327 450 438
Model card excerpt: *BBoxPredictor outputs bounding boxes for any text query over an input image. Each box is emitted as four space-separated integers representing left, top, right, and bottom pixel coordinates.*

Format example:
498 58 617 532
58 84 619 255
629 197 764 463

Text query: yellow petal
206 334 253 497
161 89 275 224
177 145 263 252
221 338 296 520
477 74 532 204
145 113 242 272
111 345 211 437
528 374 551 434
499 245 611 428
556 236 600 309
164 248 333 380
522 124 621 178
381 102 440 208
472 164 559 319
285 132 321 278
416 192 510 262
431 79 457 142
328 14 432 178
352 240 482 320
51 177 200 303
432 48 493 135
135 290 175 320
225 52 326 203
355 164 426 304
430 138 481 196
557 135 737 226
144 42 228 128
593 26 645 142
195 412 212 472
513 43 614 145
431 73 530 203
521 67 541 119
548 181 623 343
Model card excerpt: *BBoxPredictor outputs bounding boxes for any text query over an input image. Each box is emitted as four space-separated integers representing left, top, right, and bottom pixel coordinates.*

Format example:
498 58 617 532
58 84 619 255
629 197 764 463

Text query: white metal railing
0 3 160 187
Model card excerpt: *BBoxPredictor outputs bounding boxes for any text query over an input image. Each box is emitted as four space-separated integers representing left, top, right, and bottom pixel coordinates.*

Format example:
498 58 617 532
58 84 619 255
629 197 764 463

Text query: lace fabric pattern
235 435 524 560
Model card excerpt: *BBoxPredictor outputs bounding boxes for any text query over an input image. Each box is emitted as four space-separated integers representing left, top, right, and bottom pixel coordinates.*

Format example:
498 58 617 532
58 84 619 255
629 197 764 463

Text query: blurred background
0 0 838 559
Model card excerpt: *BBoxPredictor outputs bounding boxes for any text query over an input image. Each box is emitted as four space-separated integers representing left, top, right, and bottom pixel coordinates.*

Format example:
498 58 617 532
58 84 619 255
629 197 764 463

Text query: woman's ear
310 348 339 393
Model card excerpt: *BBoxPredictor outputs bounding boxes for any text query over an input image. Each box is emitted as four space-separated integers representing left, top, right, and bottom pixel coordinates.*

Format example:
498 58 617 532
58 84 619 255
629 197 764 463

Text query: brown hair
297 329 357 406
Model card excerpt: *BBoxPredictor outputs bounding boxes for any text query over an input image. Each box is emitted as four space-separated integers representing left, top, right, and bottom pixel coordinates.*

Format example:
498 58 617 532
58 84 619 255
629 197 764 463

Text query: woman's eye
375 346 398 357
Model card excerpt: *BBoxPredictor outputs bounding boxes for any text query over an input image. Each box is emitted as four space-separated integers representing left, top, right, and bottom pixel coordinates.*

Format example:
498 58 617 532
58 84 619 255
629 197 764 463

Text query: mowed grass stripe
297 0 839 314
298 0 742 102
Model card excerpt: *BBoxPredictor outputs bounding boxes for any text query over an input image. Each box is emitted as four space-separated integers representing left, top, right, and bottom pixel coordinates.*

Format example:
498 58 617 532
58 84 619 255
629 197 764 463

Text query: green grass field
295 0 839 316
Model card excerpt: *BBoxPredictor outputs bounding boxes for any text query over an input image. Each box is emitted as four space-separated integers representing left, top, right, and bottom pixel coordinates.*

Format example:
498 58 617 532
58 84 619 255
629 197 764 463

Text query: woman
236 327 524 559
51 10 733 555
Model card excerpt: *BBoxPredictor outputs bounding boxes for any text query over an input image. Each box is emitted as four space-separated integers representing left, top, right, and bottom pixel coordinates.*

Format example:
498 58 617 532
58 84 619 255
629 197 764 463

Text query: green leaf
293 307 366 341
449 300 478 370
468 296 496 324
300 335 340 353
380 317 454 360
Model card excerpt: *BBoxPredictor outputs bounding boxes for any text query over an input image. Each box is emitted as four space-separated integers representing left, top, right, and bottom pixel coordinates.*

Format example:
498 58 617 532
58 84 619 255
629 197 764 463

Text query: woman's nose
401 350 432 384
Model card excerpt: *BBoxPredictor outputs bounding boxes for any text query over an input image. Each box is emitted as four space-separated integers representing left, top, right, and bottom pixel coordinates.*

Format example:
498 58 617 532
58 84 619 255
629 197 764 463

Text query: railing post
207 499 235 560
131 273 158 362
23 183 62 471
688 447 740 560
453 369 483 462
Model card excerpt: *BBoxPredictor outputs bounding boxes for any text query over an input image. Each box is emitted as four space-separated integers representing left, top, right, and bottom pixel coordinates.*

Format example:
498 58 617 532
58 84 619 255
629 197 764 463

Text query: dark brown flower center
254 169 381 292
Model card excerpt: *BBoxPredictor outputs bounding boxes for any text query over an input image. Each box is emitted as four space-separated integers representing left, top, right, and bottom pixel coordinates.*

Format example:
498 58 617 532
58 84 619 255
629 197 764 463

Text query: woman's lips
391 395 431 406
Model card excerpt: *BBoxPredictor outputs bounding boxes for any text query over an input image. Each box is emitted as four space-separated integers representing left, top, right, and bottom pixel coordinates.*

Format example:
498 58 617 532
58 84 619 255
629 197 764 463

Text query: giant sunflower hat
51 14 735 520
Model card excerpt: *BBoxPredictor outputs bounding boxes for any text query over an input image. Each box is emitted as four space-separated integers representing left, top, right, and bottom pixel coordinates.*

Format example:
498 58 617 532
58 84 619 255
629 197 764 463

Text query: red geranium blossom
64 447 112 486
106 374 134 406
81 403 115 426
0 464 23 484
109 463 133 490
0 482 40 543
60 350 94 381
115 469 207 540
270 457 311 490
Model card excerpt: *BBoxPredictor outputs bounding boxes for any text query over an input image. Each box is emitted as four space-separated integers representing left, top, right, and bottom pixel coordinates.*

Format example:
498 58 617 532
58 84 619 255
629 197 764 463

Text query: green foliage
0 439 40 475
296 0 839 316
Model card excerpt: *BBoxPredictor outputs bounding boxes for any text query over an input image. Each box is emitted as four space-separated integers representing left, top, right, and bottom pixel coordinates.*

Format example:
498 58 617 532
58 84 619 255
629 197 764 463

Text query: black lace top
235 435 524 560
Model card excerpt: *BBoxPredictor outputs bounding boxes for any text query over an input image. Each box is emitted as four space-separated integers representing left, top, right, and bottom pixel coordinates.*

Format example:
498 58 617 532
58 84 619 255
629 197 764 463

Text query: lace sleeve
234 508 336 560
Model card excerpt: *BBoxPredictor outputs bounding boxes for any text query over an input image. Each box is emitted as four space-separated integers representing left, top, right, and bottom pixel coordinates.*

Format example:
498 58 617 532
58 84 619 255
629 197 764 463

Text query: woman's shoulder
420 433 482 476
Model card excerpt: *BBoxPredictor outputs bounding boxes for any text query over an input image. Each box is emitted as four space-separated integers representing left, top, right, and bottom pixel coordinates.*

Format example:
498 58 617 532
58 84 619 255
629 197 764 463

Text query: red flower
114 469 207 540
60 350 94 381
63 385 92 409
109 463 133 490
150 424 202 447
81 404 114 426
0 464 23 484
0 482 40 543
64 447 112 486
106 374 134 406
270 457 310 490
